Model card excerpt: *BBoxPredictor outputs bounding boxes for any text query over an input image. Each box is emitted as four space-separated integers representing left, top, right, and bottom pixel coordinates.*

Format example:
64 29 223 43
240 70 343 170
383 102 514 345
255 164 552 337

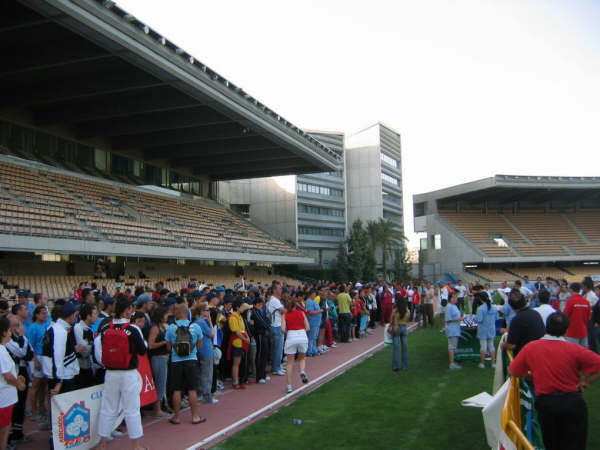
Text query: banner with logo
455 327 481 362
51 358 158 449
51 384 103 450
138 354 157 407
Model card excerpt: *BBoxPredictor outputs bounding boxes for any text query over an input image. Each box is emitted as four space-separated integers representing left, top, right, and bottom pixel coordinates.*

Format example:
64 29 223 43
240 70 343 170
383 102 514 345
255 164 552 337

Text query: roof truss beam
113 122 256 150
76 106 233 139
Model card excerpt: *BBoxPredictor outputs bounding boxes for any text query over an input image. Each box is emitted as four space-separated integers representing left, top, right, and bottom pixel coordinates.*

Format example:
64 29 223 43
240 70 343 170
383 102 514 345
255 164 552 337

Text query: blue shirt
476 303 498 339
26 321 49 355
166 319 202 362
305 299 321 327
445 303 462 337
24 304 51 331
501 303 517 328
194 318 214 359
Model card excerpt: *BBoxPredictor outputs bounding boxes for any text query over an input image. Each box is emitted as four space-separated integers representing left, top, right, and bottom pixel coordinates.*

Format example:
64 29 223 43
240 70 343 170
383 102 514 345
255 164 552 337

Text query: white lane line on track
185 339 385 450
187 323 420 450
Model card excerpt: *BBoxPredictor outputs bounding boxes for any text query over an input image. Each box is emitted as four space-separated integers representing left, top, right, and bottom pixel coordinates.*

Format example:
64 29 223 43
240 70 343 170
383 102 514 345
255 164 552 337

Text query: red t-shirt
412 292 421 306
564 294 592 338
509 338 600 395
285 309 305 331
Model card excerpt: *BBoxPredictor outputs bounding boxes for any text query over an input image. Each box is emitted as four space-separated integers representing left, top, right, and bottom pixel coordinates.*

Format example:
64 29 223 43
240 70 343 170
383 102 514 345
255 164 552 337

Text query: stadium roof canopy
414 174 600 207
0 0 342 180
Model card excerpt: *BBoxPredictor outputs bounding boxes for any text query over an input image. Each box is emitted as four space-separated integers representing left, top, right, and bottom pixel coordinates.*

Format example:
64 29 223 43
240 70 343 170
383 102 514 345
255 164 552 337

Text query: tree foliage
332 241 349 282
392 246 413 281
347 219 370 281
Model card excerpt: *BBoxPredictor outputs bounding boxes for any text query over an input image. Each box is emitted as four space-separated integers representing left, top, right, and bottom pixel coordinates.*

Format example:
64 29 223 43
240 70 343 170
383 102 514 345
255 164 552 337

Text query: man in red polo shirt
564 282 592 347
509 312 600 450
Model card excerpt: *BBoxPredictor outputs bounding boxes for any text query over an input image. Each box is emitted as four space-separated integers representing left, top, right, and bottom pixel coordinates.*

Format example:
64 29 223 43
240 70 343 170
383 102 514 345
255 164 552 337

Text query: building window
299 204 344 217
297 182 343 197
381 153 398 168
381 172 399 186
298 226 344 237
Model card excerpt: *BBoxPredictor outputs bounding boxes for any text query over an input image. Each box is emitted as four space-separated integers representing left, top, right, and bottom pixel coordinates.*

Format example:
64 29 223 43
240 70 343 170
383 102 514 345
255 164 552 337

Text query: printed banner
138 354 158 407
455 327 481 361
51 384 103 450
51 360 158 449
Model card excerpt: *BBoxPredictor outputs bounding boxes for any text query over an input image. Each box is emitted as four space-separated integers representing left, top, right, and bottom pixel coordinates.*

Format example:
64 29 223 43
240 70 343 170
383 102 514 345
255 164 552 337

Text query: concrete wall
344 144 383 228
218 177 298 245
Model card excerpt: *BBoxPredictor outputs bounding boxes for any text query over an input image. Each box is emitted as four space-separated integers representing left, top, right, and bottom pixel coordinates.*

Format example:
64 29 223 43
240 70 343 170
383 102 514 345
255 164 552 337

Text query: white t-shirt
0 345 18 408
585 291 599 308
455 285 467 298
534 304 556 327
267 296 283 327
520 286 533 298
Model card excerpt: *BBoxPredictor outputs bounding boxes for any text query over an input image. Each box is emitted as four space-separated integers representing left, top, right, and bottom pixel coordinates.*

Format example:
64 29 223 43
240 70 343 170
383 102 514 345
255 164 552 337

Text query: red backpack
102 323 132 369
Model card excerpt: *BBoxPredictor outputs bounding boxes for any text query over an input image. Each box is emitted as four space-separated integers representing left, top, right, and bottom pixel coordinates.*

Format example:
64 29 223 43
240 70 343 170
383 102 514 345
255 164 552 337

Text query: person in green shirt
337 285 352 342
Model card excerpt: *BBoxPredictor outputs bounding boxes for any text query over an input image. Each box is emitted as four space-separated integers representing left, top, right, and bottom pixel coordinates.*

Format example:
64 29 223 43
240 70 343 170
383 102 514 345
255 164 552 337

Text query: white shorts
284 330 308 355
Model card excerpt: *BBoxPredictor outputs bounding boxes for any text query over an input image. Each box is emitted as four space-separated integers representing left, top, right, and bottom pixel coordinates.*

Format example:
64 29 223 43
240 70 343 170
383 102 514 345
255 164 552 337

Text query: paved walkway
20 324 417 449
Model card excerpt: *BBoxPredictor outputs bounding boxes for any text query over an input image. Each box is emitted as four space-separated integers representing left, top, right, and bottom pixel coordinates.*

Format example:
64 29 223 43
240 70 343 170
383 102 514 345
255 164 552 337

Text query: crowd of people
0 274 599 450
0 278 415 450
430 276 600 450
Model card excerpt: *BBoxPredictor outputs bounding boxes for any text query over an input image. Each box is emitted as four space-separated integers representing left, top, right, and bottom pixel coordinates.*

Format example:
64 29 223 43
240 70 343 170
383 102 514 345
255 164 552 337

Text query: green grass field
216 327 600 450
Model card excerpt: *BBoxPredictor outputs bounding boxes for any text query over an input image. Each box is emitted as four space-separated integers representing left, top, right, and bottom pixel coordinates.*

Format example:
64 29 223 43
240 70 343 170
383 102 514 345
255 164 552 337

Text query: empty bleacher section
0 266 301 301
0 159 304 258
438 210 600 257
468 268 517 283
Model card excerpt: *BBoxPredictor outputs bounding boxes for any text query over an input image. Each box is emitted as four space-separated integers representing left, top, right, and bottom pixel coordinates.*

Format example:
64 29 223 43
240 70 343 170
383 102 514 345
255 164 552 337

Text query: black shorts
231 346 245 357
170 360 199 392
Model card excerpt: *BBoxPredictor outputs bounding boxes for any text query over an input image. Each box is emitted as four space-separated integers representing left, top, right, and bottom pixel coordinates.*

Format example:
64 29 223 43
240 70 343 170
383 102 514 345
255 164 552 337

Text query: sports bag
102 323 132 369
174 325 192 357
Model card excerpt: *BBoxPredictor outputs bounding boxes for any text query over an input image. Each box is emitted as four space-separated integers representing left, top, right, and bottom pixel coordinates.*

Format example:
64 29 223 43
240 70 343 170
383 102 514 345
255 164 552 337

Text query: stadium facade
414 175 600 283
218 124 406 269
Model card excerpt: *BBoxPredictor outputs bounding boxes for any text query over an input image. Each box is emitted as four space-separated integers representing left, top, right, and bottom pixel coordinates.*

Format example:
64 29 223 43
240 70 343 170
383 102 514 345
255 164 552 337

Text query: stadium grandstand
413 174 600 284
0 0 345 299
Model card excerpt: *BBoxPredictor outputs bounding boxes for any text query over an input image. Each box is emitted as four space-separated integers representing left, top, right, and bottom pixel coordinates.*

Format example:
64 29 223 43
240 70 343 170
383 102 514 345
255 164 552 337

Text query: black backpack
174 325 192 357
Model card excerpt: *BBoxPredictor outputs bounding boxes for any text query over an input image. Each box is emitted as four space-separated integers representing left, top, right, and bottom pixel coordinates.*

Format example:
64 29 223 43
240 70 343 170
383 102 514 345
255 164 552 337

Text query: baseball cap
136 293 151 305
224 294 234 304
164 297 177 306
216 286 225 292
207 293 217 302
60 302 80 318
103 296 115 305
437 280 446 285
355 282 363 288
17 290 28 297
188 282 197 288
115 284 121 289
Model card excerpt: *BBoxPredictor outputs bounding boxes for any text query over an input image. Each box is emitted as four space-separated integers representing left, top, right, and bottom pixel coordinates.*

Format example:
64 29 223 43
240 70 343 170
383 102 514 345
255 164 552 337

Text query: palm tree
376 218 407 279
366 220 379 250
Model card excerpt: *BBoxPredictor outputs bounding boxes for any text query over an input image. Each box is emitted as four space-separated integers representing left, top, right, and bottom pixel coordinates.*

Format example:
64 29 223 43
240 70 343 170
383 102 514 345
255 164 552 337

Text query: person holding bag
389 298 410 371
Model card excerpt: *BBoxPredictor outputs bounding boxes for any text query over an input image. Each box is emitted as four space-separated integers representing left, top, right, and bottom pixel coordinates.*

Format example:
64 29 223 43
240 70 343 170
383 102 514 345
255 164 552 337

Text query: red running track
20 325 413 449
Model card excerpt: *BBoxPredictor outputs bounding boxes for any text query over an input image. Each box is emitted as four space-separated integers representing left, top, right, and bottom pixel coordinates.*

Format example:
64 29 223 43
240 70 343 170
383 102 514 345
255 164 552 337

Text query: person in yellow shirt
228 300 251 390
336 285 353 342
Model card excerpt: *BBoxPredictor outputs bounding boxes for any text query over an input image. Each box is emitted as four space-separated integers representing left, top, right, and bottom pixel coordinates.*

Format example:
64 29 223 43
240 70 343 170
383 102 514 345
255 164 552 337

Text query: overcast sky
117 0 600 246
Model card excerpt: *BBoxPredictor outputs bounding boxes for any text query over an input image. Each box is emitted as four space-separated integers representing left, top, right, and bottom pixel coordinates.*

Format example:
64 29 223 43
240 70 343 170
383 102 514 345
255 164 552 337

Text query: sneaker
478 363 485 369
348 338 353 342
216 380 225 390
258 379 266 384
233 383 246 390
300 372 308 384
206 398 219 404
265 376 271 381
491 363 496 369
273 370 286 376
330 343 337 348
286 385 293 393
111 430 124 438
449 363 462 370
